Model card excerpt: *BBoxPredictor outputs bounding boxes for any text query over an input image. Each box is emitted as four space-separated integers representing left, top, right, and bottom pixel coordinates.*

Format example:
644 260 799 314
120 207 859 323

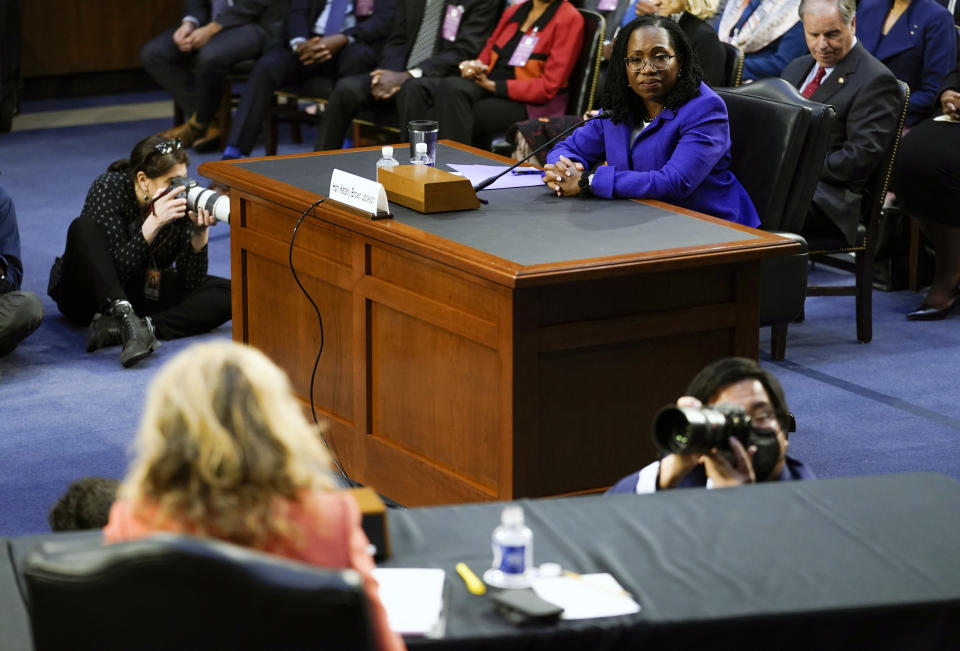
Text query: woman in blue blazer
543 14 760 227
858 0 956 126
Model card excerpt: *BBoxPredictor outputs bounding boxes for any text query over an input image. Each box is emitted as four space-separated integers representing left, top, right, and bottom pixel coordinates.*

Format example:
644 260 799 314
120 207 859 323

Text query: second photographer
47 135 231 368
608 357 815 494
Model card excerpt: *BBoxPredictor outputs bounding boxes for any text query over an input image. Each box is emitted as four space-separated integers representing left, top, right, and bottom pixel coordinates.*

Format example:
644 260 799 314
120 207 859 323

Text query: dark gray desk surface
235 144 761 267
4 473 959 651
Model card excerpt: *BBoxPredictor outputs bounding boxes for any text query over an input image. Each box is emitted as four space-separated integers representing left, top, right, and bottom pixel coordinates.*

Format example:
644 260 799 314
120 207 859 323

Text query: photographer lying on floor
608 357 815 494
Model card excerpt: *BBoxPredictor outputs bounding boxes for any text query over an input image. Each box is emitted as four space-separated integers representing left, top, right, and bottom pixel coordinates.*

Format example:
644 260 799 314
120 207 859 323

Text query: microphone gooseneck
472 113 610 193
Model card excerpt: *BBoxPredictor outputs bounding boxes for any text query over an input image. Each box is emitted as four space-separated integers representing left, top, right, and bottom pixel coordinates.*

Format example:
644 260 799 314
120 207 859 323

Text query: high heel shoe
906 292 960 320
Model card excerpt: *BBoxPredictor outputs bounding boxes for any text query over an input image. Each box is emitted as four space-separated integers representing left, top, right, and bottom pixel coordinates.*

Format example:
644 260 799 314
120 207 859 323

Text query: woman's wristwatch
578 173 593 197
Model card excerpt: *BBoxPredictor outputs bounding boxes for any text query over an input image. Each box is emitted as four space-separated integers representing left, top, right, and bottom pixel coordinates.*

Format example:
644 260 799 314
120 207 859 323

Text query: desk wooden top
200 141 801 287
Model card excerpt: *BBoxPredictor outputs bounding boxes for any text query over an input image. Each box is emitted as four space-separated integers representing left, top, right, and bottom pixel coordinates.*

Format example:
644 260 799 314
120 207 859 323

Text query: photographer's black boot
86 312 122 352
109 300 159 368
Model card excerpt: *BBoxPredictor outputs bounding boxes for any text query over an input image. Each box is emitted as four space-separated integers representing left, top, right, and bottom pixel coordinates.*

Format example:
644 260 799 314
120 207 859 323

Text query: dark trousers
399 76 528 148
141 24 269 124
227 41 379 154
0 291 43 357
317 73 383 151
51 216 231 340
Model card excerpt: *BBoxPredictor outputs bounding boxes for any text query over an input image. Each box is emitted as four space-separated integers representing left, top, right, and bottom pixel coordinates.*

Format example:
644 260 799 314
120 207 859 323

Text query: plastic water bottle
487 505 533 588
411 142 431 166
376 146 399 174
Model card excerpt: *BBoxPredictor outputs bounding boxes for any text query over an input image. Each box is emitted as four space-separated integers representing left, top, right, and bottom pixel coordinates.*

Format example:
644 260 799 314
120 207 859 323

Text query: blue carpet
1 94 958 537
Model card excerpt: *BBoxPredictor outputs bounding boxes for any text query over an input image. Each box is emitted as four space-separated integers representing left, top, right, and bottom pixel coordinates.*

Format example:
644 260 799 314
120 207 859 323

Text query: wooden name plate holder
378 164 480 213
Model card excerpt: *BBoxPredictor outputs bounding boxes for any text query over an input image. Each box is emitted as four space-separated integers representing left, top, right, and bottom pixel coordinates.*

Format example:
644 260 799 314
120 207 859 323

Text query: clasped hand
542 155 585 197
657 396 758 489
941 89 960 121
370 69 411 100
297 35 348 65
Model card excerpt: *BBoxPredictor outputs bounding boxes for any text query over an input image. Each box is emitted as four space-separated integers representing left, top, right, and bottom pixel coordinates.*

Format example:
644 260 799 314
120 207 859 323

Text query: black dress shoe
907 294 960 320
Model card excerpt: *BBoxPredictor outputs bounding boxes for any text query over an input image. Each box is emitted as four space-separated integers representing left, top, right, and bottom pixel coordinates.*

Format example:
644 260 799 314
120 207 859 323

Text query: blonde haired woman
103 341 404 651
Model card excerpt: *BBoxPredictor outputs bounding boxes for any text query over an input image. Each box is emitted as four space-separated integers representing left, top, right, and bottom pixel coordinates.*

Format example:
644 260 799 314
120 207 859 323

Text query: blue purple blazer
858 0 956 126
546 82 761 228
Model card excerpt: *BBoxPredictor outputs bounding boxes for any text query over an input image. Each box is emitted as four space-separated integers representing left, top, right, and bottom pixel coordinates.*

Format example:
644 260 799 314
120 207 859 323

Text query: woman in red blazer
103 340 405 651
399 0 584 147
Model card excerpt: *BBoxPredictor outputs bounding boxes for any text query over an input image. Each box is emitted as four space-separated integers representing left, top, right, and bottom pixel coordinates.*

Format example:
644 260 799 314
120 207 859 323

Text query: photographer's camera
168 176 229 224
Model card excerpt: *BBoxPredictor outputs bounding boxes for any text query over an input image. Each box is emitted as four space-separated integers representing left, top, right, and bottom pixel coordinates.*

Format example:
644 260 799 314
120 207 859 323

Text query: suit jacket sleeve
741 21 806 80
216 0 276 30
941 64 960 95
183 0 211 24
909 8 957 124
417 0 498 76
284 0 315 40
821 70 901 189
347 0 399 43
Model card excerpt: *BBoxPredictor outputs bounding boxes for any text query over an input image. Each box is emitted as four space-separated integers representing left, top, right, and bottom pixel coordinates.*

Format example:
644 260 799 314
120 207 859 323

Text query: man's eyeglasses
153 138 184 156
624 54 674 72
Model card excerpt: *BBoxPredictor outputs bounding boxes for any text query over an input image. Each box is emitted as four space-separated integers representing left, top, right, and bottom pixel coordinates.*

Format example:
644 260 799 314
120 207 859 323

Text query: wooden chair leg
173 102 184 127
770 324 788 360
855 249 873 343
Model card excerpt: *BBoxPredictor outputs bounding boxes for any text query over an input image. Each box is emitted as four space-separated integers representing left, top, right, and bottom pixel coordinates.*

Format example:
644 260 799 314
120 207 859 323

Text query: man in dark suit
143 0 286 150
780 0 900 245
315 0 499 151
222 0 398 159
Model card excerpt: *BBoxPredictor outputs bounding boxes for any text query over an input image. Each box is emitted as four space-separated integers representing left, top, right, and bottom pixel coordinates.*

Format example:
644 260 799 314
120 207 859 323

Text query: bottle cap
415 142 428 153
501 504 524 526
382 146 393 157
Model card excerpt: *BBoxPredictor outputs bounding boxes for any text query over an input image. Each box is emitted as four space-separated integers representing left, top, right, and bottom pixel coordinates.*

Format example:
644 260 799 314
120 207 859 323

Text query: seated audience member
543 15 761 227
314 0 499 151
222 0 398 160
398 0 584 148
0 183 44 358
780 0 900 246
891 66 960 319
857 0 956 127
48 136 230 368
143 0 284 150
103 341 404 651
608 357 814 493
48 477 120 531
651 0 726 87
717 0 807 82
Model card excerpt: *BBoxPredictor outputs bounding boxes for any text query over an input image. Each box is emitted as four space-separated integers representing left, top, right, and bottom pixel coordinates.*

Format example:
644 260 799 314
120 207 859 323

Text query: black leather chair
718 42 744 88
566 9 605 119
805 80 910 345
716 78 837 359
22 533 376 651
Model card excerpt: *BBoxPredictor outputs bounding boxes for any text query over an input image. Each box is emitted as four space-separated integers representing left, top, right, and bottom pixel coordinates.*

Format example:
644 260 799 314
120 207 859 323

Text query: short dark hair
48 476 120 531
685 357 793 432
598 14 704 124
107 134 189 182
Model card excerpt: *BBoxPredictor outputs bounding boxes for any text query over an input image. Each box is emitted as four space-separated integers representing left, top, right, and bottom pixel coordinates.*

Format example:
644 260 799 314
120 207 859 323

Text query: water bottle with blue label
484 504 533 588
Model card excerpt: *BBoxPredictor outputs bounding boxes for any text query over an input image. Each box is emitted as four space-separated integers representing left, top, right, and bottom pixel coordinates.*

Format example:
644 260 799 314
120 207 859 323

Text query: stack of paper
372 567 446 637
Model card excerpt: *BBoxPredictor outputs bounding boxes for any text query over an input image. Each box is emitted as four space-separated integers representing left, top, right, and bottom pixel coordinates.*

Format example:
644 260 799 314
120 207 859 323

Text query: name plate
329 169 392 219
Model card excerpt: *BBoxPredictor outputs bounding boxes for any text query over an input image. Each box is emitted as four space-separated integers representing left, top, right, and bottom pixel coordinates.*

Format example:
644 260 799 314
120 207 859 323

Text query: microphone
472 113 611 192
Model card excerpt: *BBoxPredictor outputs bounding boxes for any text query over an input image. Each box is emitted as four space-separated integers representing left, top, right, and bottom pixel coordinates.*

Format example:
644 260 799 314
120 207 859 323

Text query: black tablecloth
4 474 959 650
234 144 760 267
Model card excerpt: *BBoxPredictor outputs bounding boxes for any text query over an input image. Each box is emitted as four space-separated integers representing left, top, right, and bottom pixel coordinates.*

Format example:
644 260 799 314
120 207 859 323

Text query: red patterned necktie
802 66 826 99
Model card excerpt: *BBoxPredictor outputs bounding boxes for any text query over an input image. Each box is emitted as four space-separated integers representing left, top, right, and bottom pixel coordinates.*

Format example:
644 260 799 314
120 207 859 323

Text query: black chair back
567 9 605 116
718 42 744 87
23 533 376 651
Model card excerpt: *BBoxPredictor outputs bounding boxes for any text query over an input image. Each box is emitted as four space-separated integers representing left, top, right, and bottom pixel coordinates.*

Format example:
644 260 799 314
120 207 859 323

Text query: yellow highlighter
456 562 487 595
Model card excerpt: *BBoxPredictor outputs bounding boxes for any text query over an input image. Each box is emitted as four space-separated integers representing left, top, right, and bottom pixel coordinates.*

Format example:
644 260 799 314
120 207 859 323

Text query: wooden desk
199 142 800 506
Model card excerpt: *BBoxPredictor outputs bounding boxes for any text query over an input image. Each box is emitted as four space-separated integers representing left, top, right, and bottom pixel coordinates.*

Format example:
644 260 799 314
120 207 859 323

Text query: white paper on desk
530 573 641 620
372 568 445 636
933 114 960 123
445 163 545 190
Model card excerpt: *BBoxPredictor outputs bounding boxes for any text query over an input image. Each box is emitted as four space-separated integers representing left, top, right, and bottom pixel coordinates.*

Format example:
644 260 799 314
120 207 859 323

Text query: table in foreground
383 473 960 650
199 142 800 505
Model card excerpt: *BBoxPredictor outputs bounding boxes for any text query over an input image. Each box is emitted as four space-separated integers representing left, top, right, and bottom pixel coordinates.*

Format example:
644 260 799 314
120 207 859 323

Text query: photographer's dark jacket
606 456 815 494
55 171 208 292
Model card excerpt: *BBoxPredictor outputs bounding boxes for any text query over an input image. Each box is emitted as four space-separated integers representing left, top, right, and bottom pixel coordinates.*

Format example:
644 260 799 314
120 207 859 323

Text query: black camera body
167 176 230 224
652 404 782 479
